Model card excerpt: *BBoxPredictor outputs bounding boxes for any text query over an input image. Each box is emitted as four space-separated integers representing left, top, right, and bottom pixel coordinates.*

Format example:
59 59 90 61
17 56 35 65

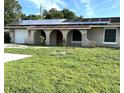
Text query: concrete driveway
4 44 52 48
4 53 32 63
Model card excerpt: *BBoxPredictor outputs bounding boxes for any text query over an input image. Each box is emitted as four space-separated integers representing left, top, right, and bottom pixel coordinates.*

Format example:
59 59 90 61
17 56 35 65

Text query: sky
18 0 120 18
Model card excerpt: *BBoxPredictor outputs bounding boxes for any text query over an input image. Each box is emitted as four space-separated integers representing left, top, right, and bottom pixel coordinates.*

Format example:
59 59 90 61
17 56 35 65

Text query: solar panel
64 18 82 22
100 18 110 21
81 19 90 22
18 21 109 25
60 21 109 25
90 18 99 22
9 17 119 26
19 21 109 25
19 19 66 25
81 18 111 23
111 17 120 23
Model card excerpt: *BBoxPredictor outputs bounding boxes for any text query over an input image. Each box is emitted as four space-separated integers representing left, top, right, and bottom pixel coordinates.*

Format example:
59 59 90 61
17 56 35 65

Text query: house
4 17 120 47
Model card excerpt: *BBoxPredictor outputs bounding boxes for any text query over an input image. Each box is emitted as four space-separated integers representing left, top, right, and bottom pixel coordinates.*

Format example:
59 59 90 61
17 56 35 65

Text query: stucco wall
117 28 120 47
9 31 14 43
12 27 120 47
87 27 104 46
87 27 120 47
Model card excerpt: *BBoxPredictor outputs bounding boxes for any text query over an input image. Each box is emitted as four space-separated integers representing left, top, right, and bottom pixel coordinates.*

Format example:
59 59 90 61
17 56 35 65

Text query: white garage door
15 29 28 44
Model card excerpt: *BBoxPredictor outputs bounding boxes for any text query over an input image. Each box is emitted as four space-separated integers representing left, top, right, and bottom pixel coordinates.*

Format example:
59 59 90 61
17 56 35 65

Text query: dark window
4 32 10 43
104 29 116 42
72 30 82 41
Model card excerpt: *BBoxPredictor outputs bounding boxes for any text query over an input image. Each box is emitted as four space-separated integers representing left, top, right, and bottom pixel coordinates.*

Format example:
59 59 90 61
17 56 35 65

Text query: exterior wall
28 30 35 44
117 28 120 47
11 27 120 47
9 31 14 43
45 30 51 45
61 30 69 45
14 29 28 44
87 27 120 47
87 27 104 46
80 30 96 47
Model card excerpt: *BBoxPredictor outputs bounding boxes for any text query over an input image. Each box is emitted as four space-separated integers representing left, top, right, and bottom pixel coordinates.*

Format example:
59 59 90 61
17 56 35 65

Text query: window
104 29 116 43
72 30 82 41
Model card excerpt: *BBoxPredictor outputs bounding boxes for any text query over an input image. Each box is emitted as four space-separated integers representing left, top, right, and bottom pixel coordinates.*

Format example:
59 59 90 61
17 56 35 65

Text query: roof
8 17 120 26
65 17 120 23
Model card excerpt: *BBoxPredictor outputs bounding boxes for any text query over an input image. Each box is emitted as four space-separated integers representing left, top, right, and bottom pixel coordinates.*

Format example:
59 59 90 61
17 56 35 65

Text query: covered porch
28 27 96 47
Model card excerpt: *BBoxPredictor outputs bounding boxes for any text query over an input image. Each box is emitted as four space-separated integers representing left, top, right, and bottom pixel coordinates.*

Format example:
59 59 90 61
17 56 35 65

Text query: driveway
4 53 32 63
4 44 52 48
4 44 28 48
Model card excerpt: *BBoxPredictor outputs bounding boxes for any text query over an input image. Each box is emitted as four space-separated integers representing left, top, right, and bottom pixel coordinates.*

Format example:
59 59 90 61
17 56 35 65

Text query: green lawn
4 47 120 93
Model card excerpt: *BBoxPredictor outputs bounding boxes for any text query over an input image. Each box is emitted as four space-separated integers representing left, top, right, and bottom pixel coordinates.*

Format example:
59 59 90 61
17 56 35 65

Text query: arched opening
67 29 82 46
50 30 63 45
34 30 46 45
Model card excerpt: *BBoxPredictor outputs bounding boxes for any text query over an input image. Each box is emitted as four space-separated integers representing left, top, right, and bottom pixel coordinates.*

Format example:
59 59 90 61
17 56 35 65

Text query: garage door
15 29 28 44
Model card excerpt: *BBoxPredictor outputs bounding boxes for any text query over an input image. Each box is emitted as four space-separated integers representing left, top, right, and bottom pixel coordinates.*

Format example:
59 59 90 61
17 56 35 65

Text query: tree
45 11 64 19
61 8 76 19
45 8 58 19
49 8 57 13
53 11 64 19
22 14 42 20
4 0 22 25
21 14 26 20
43 8 77 19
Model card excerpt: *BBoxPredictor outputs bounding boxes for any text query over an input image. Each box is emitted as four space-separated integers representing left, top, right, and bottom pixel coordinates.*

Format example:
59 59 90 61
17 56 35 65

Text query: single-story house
4 17 120 47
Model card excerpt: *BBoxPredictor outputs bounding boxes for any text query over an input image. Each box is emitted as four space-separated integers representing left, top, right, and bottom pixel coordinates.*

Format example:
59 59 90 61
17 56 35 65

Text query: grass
4 47 120 93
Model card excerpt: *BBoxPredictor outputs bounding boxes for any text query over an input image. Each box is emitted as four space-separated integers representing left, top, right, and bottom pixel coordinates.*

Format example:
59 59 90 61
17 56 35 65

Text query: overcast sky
18 0 120 18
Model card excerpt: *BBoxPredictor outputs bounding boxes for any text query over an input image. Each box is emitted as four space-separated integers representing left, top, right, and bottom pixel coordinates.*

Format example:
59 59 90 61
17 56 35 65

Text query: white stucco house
4 17 120 47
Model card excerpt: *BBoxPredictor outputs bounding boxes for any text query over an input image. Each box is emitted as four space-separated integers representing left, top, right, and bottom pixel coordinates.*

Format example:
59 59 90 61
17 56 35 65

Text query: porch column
28 30 35 44
45 30 51 45
61 30 69 45
80 30 96 47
